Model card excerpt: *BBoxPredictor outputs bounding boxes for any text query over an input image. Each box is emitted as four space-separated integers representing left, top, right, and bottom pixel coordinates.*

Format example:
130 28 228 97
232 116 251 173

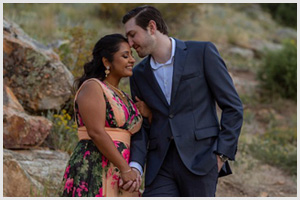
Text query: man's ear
102 57 110 68
148 20 157 35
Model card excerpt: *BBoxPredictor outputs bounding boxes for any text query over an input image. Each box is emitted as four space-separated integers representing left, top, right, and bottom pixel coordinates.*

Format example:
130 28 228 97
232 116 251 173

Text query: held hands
119 167 142 193
135 96 152 120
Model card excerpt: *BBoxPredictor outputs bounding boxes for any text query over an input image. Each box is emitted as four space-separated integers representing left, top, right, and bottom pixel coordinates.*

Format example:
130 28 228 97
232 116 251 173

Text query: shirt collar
150 37 176 70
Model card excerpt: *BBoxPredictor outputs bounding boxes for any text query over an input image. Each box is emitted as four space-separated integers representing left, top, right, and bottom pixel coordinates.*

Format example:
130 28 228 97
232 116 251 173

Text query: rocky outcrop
3 19 74 113
3 19 73 197
3 149 69 197
3 85 52 149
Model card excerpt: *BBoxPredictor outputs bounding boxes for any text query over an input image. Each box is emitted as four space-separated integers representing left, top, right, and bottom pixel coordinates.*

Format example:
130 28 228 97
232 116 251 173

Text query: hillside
3 3 297 197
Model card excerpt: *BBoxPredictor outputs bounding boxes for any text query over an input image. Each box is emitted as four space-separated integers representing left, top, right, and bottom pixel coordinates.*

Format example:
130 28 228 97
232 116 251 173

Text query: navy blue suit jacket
129 38 243 186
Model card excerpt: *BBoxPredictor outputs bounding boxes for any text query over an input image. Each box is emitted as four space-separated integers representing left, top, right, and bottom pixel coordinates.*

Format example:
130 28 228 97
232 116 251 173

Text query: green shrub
257 40 297 101
248 127 297 175
261 3 297 28
55 26 97 79
45 109 78 154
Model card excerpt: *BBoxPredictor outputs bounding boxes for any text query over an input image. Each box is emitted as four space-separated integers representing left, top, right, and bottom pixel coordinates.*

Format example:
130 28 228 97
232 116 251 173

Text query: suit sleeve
129 73 150 169
203 42 243 160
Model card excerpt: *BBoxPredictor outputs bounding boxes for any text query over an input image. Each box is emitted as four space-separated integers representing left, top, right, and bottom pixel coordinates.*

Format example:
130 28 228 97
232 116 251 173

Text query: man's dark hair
122 5 168 35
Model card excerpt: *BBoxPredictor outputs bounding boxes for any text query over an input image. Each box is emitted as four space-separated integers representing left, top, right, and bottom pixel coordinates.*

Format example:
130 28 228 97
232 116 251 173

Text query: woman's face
110 42 135 78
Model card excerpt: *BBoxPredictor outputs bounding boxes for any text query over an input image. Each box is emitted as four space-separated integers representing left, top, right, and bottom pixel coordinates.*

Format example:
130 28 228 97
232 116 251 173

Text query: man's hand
135 96 152 119
216 155 225 172
119 167 142 192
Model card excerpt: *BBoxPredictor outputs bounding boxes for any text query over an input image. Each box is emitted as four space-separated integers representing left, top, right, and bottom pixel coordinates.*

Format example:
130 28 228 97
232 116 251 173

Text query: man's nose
128 38 134 47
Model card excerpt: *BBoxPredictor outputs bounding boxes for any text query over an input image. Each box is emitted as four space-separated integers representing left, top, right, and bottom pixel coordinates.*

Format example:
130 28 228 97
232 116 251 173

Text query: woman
61 34 147 197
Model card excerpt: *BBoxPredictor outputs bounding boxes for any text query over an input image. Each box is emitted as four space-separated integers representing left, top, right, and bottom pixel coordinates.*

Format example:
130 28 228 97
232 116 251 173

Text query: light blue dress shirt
150 37 175 105
129 38 176 175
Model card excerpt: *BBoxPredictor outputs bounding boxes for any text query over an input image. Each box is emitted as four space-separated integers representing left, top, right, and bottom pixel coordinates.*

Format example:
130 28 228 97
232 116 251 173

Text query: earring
105 66 110 77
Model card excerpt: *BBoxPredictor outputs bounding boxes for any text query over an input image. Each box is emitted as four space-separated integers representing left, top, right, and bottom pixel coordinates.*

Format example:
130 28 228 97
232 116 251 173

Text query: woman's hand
135 96 152 120
119 168 138 192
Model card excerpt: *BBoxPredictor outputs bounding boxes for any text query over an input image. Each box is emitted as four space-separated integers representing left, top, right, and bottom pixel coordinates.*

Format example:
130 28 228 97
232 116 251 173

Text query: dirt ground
216 156 297 197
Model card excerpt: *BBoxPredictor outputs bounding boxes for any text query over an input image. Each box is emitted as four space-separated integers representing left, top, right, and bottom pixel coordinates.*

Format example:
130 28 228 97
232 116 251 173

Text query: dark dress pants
143 140 219 197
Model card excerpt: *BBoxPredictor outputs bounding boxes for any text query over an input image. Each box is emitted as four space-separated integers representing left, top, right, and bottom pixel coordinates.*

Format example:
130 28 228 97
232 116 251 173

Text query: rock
228 47 254 59
3 105 52 149
3 149 69 197
4 83 53 149
260 192 269 197
3 18 74 113
3 84 24 112
274 28 297 43
249 39 283 57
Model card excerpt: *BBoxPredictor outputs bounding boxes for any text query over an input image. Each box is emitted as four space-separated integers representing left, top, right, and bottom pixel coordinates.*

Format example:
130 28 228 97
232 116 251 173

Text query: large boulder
3 85 52 149
3 18 74 113
3 149 69 197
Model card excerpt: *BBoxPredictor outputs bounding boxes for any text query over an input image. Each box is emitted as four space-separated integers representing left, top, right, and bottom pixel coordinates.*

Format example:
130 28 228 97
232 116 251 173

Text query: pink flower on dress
129 114 135 124
112 96 117 102
122 149 130 163
83 151 90 159
102 155 108 168
113 141 120 148
72 187 76 197
105 120 110 127
77 111 84 126
76 181 88 196
64 178 74 194
64 165 70 179
79 181 88 192
107 167 113 177
76 187 82 197
95 187 103 197
132 103 139 115
111 174 119 187
122 104 129 121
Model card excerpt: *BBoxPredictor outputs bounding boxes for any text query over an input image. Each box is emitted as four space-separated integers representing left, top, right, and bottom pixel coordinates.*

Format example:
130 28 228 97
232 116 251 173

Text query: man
120 5 243 197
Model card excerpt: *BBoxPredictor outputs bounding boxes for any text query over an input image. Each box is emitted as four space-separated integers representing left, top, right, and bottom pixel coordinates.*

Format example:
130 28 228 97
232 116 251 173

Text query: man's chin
137 52 147 58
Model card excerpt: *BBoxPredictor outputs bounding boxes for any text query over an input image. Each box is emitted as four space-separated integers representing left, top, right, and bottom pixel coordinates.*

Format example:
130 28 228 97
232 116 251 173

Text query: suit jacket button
168 136 174 141
169 114 174 119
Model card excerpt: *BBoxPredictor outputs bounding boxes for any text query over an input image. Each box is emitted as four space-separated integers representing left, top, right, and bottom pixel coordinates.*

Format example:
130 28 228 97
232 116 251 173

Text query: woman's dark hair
122 5 168 35
74 34 127 91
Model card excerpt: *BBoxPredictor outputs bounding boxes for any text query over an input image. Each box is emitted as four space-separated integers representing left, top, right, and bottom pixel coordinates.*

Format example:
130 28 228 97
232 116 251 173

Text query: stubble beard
136 38 154 58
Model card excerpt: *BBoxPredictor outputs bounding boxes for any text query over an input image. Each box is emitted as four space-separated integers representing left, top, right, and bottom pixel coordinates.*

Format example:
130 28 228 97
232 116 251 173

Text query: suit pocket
194 126 219 140
181 71 201 81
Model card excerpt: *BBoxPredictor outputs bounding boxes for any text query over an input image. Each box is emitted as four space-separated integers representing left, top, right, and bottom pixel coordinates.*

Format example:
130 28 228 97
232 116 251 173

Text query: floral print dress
61 78 142 197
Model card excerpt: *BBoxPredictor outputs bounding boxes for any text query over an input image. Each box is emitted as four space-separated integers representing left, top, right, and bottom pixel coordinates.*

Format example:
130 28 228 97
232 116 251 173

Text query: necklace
104 81 125 98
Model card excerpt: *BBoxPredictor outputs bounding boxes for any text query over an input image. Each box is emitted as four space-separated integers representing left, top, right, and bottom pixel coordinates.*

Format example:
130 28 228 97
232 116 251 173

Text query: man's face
124 18 154 58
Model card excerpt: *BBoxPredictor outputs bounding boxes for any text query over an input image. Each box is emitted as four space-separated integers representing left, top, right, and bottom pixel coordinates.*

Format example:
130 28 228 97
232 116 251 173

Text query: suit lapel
144 57 170 108
170 39 187 106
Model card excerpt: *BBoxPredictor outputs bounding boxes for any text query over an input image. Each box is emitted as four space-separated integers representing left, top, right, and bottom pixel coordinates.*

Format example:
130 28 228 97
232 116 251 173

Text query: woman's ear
102 57 110 68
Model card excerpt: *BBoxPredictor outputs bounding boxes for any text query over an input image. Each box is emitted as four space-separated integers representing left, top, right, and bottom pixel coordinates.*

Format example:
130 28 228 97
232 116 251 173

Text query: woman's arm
76 81 137 183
